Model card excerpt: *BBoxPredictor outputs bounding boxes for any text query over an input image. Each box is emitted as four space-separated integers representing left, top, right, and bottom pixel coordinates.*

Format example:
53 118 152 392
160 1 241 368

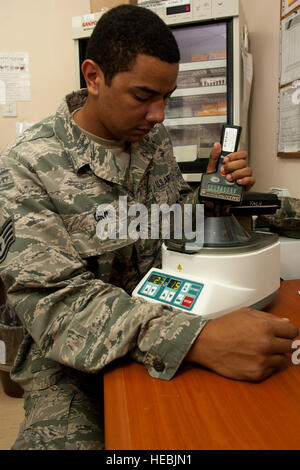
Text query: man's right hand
185 308 299 382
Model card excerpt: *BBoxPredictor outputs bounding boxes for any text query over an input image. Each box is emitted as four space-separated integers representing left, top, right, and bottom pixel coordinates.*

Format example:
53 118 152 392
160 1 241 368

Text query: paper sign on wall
280 11 300 85
282 0 300 16
278 84 300 153
0 52 31 104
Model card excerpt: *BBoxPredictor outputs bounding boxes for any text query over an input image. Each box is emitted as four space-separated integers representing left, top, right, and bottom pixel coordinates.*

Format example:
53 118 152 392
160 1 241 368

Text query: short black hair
86 4 180 85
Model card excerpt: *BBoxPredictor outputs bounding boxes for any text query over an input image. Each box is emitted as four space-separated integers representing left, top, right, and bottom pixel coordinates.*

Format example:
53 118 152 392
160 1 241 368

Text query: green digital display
167 279 182 290
148 274 166 285
207 184 237 194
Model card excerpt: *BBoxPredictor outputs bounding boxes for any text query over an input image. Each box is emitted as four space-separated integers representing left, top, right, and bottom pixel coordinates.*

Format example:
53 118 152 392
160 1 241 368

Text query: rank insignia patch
0 217 15 263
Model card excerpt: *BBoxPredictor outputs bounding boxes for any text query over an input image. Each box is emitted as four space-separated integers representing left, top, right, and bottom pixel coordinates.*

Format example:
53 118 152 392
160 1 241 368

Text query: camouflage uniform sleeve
255 196 300 238
0 154 207 381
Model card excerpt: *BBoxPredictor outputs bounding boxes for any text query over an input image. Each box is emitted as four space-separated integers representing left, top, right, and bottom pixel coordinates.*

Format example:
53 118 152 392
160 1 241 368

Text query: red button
181 296 195 307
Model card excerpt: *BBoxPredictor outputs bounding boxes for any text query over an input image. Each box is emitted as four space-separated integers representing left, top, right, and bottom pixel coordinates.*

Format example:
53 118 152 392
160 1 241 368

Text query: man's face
92 54 179 142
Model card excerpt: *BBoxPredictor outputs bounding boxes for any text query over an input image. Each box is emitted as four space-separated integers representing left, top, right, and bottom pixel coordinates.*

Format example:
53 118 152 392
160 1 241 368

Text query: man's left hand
206 142 255 193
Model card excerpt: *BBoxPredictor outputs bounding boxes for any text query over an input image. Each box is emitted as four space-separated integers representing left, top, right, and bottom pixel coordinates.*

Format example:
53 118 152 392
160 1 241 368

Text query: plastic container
0 322 24 398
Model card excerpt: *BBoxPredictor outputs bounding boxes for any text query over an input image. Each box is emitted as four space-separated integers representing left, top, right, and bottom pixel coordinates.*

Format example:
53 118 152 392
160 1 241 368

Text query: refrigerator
72 0 247 183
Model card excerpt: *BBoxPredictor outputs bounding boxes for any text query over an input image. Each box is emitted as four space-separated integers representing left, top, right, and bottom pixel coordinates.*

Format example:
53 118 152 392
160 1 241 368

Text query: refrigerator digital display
166 4 191 15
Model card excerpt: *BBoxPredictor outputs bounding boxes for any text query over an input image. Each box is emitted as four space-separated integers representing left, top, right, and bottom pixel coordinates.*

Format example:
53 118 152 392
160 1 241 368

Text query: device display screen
148 274 166 285
166 4 191 15
167 279 182 290
207 183 237 194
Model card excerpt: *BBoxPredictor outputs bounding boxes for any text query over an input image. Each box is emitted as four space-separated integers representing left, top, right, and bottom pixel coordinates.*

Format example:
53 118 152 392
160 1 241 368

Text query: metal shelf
179 59 226 71
172 85 226 97
164 115 227 126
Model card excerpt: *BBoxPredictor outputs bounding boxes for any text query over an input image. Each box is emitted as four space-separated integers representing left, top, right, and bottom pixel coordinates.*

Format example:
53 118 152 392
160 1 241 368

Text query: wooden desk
104 280 300 450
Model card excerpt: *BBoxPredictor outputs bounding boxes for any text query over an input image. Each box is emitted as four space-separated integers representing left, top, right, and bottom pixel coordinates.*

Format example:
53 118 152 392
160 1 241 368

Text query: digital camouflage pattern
0 302 22 327
0 90 207 449
11 370 105 450
256 197 300 239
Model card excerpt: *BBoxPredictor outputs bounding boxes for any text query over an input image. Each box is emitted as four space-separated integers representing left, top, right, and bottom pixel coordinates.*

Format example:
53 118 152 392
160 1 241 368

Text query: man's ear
81 59 104 96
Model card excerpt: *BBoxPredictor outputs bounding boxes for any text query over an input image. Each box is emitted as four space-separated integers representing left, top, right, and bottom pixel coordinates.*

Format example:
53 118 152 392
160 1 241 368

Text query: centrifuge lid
164 215 279 254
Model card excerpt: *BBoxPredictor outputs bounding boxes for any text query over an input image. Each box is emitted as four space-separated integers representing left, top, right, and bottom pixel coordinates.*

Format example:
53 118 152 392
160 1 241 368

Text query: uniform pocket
63 207 136 259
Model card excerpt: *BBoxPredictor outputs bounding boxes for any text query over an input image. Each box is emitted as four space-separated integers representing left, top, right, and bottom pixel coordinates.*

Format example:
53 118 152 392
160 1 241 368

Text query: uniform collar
54 89 162 189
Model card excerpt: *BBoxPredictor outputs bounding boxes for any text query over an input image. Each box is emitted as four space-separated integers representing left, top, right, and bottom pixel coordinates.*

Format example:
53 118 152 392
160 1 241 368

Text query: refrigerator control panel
143 0 239 25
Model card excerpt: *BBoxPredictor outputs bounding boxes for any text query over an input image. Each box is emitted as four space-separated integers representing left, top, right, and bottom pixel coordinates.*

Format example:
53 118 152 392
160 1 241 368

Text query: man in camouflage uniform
0 5 297 450
256 197 300 239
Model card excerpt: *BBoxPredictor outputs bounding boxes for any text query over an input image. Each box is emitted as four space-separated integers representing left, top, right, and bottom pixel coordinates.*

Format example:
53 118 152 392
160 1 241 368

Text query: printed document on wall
278 84 300 153
280 12 300 85
282 0 300 16
0 52 31 104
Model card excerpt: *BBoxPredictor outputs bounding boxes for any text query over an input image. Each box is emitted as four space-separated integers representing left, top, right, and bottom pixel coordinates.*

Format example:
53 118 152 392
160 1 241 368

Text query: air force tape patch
0 217 15 263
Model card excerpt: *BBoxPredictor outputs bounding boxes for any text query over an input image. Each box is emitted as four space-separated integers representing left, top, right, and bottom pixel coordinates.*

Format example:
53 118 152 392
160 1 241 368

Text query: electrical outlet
2 102 17 117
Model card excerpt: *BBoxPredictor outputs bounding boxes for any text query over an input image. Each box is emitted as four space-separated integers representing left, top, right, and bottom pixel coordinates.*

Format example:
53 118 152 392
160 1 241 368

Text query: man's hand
185 308 299 382
206 142 255 193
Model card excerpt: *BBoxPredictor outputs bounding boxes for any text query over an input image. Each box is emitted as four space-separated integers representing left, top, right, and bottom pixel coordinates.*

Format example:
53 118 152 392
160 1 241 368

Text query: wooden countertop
104 280 300 450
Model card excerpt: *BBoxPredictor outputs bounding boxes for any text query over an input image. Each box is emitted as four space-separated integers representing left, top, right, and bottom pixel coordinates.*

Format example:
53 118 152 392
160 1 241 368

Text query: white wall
241 0 300 198
0 0 90 151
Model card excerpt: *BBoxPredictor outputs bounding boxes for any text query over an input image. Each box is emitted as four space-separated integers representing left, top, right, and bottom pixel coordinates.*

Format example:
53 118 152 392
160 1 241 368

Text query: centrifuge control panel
136 271 204 311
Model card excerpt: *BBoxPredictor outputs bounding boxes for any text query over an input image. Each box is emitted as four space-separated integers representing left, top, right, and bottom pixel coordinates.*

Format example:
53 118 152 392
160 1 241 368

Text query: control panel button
166 291 175 302
149 286 158 296
159 290 168 300
211 176 220 183
181 282 191 293
174 294 184 304
181 296 195 308
142 285 151 294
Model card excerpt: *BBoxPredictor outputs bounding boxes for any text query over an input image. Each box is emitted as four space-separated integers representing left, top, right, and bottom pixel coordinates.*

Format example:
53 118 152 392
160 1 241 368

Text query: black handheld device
199 124 243 204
